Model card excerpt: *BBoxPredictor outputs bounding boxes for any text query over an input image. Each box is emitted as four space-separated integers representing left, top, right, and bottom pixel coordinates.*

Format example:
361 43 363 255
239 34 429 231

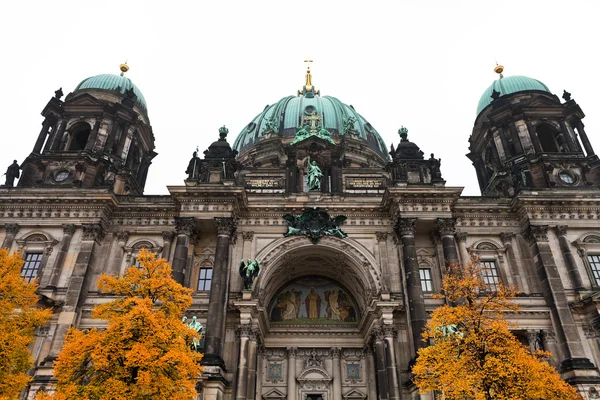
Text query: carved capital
382 324 397 338
62 224 76 236
500 232 514 245
376 232 388 242
81 224 105 242
116 230 130 243
542 329 556 343
162 230 176 243
330 347 341 358
287 346 298 358
215 217 236 237
455 232 468 243
242 231 254 241
396 218 417 237
175 217 198 237
5 223 19 235
524 224 549 245
554 225 568 237
371 326 386 342
237 325 254 338
437 218 456 237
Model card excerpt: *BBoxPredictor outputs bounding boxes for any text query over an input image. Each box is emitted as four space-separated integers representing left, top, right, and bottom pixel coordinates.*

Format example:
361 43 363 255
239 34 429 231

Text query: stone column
437 218 459 266
107 231 129 277
372 328 389 400
203 217 236 367
48 224 104 360
103 119 120 154
542 329 561 368
500 232 527 292
559 119 577 152
383 326 401 400
172 217 197 285
161 231 175 261
2 223 19 250
365 346 378 400
554 225 585 291
455 232 470 266
575 119 595 156
235 326 251 399
508 123 524 154
47 224 75 288
50 120 67 152
84 117 101 151
397 218 426 356
332 347 342 400
115 123 132 159
246 329 259 400
36 242 57 286
497 127 512 158
287 347 297 400
524 224 597 373
526 121 544 153
33 118 52 154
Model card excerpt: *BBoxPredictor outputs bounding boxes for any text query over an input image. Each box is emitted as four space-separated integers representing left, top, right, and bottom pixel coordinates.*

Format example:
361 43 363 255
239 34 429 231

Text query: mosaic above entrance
269 276 359 325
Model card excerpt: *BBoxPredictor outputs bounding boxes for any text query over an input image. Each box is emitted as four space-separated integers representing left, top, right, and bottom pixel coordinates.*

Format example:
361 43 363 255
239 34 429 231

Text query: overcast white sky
1 1 598 196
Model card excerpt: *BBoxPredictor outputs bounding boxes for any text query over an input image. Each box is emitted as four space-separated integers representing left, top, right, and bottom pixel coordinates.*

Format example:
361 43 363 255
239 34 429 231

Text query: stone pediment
65 92 106 107
263 388 286 400
342 389 367 399
297 365 332 384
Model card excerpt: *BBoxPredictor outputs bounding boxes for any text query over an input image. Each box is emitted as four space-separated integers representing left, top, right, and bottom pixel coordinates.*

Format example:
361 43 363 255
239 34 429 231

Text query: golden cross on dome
304 112 322 133
304 58 313 70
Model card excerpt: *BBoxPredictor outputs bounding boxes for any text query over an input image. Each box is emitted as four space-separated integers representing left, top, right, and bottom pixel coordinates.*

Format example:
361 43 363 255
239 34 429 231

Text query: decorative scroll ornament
239 259 260 290
282 207 347 244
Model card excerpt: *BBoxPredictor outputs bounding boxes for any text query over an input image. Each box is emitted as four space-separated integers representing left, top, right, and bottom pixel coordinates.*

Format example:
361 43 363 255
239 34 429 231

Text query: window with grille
21 252 43 283
419 268 433 292
481 261 500 291
197 268 213 291
588 255 600 287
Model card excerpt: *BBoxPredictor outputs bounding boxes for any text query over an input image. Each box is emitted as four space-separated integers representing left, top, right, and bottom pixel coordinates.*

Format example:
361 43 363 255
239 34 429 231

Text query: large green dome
74 73 148 113
476 75 550 116
233 95 389 159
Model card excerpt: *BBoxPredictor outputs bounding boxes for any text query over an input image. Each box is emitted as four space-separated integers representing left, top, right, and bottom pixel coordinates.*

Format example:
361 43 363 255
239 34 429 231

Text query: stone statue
185 151 200 180
4 160 20 187
198 161 209 182
343 116 357 135
316 126 335 145
307 156 323 191
428 153 442 181
239 259 260 290
290 125 311 145
264 116 279 134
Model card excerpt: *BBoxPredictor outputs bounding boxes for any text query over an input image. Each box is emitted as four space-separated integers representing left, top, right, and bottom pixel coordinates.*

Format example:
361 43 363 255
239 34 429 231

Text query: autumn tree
46 249 202 400
0 249 52 399
412 260 581 400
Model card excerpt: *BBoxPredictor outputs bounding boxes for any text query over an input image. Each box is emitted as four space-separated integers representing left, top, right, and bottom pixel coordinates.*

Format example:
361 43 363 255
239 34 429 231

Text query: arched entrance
233 236 399 400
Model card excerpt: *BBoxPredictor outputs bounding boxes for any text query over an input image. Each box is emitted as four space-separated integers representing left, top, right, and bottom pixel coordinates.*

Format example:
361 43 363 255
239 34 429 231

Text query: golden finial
494 62 504 78
298 58 319 97
119 61 129 76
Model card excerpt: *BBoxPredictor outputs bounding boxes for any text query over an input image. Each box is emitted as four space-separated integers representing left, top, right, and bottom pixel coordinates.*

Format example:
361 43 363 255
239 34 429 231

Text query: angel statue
239 259 260 290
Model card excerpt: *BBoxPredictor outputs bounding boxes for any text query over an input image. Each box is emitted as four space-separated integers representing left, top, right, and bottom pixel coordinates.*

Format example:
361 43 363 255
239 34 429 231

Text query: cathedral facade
3 63 600 399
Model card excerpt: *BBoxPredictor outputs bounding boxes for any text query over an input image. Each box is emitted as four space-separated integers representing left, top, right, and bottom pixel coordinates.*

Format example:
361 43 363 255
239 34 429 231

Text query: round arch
254 236 384 313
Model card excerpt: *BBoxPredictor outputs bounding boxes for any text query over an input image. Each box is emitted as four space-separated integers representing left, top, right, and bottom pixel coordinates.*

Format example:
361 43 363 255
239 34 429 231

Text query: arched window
68 124 91 151
537 124 559 153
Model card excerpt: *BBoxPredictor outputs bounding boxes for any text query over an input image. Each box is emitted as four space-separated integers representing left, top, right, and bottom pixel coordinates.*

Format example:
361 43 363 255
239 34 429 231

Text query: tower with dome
1 62 600 399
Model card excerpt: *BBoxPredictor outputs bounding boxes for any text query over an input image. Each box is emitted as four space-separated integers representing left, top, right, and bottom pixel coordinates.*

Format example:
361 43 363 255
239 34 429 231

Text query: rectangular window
197 268 213 291
481 260 500 291
21 252 43 283
589 255 600 287
419 268 433 292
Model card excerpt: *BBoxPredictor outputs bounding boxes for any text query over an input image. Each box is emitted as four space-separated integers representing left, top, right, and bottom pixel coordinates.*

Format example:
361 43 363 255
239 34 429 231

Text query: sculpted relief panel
269 276 359 325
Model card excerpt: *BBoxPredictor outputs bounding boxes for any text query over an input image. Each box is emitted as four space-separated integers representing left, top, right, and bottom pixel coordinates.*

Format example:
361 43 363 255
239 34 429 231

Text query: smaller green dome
476 75 550 116
74 73 148 113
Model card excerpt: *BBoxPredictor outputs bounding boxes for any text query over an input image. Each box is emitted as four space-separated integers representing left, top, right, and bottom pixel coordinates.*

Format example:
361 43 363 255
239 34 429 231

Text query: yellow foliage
412 261 581 400
0 249 52 399
49 249 203 400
